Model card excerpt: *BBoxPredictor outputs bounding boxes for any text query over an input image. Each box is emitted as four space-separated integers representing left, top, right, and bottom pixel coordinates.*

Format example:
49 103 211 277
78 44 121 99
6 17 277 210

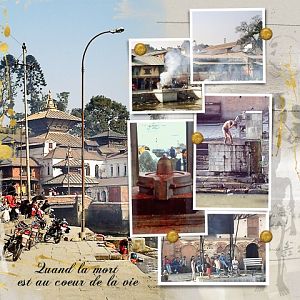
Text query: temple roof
43 172 99 186
90 129 126 140
27 91 81 123
44 146 105 161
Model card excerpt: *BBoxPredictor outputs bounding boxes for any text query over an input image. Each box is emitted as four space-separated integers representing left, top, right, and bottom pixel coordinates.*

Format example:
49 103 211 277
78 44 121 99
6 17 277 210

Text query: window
97 192 101 202
49 142 53 149
86 164 90 176
101 191 107 202
47 165 50 176
124 164 127 176
110 165 114 177
117 164 120 177
95 165 99 178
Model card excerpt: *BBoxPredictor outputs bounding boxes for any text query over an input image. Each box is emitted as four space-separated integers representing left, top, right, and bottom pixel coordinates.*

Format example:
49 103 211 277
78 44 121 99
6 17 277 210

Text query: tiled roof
107 151 128 159
44 147 105 161
85 139 99 146
98 145 121 155
0 157 40 167
90 130 126 139
132 55 164 66
46 132 81 147
27 109 81 122
204 41 237 51
95 176 128 187
144 49 168 56
43 172 99 186
26 132 82 148
53 158 82 168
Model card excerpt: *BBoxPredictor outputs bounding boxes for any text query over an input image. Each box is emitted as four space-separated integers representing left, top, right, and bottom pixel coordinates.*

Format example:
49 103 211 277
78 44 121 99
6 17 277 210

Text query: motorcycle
3 221 31 261
44 218 70 244
28 216 47 247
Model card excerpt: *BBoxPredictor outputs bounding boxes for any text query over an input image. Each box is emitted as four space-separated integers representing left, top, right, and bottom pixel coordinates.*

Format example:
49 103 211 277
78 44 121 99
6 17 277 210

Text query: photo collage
128 8 270 285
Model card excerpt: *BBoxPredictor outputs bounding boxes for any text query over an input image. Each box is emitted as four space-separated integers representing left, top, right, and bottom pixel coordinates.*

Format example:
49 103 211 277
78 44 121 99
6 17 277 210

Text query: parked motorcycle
3 221 31 261
44 218 70 244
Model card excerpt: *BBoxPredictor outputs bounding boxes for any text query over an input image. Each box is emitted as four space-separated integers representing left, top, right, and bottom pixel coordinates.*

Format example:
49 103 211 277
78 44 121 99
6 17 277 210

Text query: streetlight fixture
80 27 125 239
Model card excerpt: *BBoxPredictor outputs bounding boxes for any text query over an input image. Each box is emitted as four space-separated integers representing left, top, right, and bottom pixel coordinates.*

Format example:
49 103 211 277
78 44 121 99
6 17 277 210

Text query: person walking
191 256 196 281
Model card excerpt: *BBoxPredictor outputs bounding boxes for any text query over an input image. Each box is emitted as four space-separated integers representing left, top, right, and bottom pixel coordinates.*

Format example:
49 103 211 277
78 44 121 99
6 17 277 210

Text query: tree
16 54 47 114
236 15 262 53
0 54 19 125
84 95 129 137
69 108 82 136
55 91 70 112
70 96 129 137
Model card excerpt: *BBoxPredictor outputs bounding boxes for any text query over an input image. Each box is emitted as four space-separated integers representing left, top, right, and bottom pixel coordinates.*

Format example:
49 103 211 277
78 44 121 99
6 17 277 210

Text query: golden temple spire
46 90 57 110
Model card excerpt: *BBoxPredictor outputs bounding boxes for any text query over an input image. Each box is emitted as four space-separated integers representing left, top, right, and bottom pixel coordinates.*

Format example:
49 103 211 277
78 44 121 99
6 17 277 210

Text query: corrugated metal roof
43 172 99 186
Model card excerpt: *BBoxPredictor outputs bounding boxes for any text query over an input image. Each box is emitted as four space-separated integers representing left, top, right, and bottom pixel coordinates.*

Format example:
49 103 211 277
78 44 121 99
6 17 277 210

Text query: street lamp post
22 43 31 202
80 27 124 239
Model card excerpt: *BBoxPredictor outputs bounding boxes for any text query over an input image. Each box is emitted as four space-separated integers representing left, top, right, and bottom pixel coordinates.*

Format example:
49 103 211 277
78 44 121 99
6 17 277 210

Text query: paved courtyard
0 225 163 300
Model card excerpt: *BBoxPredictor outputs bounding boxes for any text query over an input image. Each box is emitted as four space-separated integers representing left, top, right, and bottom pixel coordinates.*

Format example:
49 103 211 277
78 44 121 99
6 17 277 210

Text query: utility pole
22 43 31 202
67 145 70 195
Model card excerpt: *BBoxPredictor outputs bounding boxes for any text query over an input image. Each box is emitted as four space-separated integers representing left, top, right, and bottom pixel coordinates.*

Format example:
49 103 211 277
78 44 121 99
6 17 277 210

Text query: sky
1 0 166 113
191 9 264 45
137 121 186 149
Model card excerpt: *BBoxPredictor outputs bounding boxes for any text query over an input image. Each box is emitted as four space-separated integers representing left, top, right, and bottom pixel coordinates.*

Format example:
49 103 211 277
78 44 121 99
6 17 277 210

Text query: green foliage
0 54 19 120
84 95 129 137
69 108 82 136
70 96 129 137
16 55 47 114
236 15 263 53
55 91 70 112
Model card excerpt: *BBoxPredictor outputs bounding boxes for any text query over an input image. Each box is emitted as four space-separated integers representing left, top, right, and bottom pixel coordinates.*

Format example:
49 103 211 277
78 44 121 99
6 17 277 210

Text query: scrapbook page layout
0 1 299 300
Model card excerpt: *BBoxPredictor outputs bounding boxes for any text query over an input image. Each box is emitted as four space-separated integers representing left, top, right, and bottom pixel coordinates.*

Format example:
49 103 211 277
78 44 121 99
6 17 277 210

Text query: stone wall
208 143 248 173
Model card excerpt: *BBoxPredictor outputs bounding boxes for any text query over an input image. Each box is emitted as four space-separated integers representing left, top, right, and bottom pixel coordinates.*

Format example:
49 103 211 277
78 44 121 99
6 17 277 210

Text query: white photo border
128 118 208 237
128 38 205 115
193 93 272 212
189 8 266 84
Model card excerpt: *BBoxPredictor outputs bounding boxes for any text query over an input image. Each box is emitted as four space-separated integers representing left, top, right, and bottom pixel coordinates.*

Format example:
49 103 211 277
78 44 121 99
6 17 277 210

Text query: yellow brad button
0 144 13 159
166 230 179 243
134 43 147 56
260 28 273 40
4 24 10 38
192 132 204 144
260 230 273 243
0 42 8 53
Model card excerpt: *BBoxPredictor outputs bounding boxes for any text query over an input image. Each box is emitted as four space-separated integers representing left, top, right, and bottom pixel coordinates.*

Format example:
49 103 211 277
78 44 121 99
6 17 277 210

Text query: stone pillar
130 123 139 186
186 121 193 177
245 111 263 140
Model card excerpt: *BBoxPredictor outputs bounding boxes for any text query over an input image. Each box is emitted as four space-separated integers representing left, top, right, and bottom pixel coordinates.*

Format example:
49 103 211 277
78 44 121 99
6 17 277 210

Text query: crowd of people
0 182 51 223
163 252 240 280
163 256 189 274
